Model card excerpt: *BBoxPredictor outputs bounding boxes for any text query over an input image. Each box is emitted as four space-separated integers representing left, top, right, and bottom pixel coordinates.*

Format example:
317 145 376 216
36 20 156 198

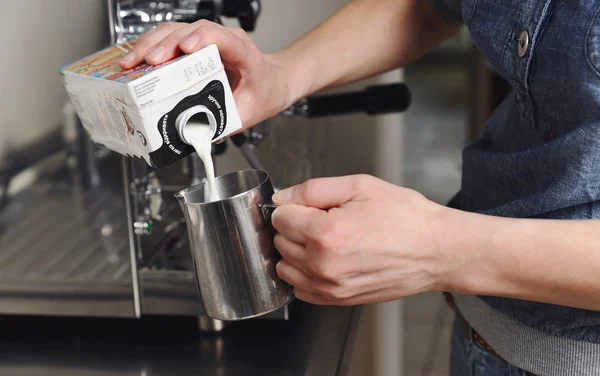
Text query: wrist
410 199 464 294
265 48 318 111
423 204 461 293
429 207 495 295
435 207 515 297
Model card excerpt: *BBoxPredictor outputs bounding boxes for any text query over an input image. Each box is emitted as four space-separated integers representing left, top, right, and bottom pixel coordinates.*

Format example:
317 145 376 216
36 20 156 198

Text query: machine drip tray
0 178 135 317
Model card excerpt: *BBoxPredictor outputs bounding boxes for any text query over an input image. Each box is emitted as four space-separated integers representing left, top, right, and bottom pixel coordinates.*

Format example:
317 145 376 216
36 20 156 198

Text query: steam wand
229 125 267 171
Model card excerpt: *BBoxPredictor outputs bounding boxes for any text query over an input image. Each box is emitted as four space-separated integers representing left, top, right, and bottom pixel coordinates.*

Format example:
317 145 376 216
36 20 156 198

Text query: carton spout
175 105 218 145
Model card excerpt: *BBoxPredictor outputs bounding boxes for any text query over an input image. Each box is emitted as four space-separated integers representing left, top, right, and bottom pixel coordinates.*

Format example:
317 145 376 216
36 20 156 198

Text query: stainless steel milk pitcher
175 169 294 321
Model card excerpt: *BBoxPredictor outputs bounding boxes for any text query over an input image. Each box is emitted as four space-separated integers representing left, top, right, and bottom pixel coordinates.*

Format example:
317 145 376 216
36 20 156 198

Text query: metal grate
0 180 131 285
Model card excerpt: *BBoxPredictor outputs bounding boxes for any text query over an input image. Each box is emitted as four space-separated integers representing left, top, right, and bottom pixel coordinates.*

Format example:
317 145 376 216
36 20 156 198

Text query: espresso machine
0 0 410 330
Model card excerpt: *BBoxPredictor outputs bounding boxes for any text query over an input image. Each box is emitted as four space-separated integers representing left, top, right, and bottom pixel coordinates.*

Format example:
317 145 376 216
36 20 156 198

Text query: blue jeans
450 320 529 376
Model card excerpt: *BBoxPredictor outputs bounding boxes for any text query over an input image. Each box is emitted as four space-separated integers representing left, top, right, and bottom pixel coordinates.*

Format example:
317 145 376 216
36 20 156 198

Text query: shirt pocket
586 5 600 78
529 2 600 141
462 0 479 26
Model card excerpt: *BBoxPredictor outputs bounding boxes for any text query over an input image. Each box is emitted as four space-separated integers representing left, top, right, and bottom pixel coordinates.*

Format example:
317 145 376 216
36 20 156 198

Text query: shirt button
518 31 529 57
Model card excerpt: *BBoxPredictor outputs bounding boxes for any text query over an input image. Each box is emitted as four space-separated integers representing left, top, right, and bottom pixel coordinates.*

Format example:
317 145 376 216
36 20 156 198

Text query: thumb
272 175 371 209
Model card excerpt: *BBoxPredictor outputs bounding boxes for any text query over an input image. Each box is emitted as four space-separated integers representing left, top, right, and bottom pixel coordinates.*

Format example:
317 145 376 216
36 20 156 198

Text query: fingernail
180 36 200 51
146 46 165 61
120 53 135 65
273 187 294 205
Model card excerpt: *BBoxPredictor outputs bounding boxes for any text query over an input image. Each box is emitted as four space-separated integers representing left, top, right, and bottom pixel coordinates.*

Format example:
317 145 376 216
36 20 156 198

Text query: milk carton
60 41 242 168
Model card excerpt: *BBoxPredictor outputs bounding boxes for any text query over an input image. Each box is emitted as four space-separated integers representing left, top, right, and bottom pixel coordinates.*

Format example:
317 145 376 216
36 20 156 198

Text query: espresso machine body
0 0 290 326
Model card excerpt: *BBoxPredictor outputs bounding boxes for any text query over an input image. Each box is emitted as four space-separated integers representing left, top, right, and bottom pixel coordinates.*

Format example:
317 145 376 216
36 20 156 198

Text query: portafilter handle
282 82 411 118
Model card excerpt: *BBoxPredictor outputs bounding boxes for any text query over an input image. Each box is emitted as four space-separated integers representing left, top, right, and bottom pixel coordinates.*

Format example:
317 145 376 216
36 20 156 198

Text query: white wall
0 1 108 154
218 1 405 375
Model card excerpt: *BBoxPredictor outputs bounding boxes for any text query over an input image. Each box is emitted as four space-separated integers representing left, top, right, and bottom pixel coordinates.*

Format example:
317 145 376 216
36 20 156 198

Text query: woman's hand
271 175 453 306
119 20 292 129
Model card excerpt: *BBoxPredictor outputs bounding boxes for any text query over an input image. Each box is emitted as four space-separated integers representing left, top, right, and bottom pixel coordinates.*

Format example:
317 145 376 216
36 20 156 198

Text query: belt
444 293 537 376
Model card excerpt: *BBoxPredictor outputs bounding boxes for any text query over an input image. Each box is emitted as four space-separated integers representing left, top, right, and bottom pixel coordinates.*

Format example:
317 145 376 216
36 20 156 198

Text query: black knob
222 0 261 32
304 83 411 118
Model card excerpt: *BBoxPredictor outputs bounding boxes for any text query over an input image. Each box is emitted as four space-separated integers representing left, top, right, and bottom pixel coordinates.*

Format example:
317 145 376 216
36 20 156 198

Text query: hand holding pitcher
271 174 449 306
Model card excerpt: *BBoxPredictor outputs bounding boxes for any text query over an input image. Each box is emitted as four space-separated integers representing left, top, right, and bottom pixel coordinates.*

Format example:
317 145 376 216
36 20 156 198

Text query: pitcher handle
260 203 277 225
260 203 296 299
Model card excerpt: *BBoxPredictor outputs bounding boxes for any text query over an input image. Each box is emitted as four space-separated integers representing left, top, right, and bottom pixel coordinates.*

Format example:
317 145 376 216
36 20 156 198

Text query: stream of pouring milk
182 125 219 202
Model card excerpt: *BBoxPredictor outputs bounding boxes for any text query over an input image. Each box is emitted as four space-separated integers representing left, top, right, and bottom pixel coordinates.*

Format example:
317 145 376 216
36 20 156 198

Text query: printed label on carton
60 42 242 168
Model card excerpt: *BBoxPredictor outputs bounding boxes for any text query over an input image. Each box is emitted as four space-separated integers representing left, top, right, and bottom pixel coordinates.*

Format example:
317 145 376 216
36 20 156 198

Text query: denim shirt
432 0 600 344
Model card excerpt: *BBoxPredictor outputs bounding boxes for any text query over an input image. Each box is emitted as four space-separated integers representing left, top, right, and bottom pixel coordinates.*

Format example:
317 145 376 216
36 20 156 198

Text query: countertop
0 302 361 376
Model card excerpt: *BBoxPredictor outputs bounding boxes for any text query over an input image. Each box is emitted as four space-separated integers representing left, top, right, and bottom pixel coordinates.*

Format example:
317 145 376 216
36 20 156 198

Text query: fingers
178 23 250 66
119 22 186 69
277 259 356 303
119 20 250 70
272 175 377 209
145 21 248 66
274 234 306 265
143 23 201 65
293 287 397 306
275 260 321 295
276 259 354 300
271 204 328 244
293 289 343 306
